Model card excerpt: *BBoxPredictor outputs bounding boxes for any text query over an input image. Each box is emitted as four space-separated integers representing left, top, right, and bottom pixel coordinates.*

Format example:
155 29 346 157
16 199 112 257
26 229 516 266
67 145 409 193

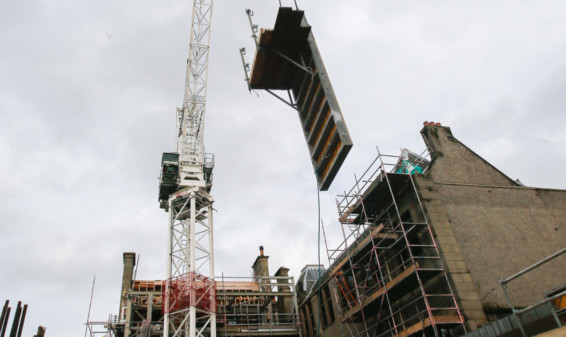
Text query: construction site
82 2 566 337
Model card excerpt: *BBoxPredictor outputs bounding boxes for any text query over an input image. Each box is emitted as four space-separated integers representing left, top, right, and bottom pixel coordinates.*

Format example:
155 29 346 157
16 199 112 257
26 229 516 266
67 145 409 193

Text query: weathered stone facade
298 124 566 337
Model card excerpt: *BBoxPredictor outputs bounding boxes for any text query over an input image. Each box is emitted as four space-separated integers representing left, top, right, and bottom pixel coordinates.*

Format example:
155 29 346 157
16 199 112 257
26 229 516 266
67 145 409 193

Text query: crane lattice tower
159 1 216 337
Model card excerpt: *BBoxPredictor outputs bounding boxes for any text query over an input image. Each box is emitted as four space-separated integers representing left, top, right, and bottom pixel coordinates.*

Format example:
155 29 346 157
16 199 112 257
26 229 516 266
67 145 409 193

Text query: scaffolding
95 269 301 337
85 315 119 337
324 147 465 337
114 280 164 337
216 275 302 337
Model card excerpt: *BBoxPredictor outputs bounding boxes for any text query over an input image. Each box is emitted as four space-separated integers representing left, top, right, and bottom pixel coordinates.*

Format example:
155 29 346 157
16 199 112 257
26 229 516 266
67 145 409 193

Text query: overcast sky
2 0 566 335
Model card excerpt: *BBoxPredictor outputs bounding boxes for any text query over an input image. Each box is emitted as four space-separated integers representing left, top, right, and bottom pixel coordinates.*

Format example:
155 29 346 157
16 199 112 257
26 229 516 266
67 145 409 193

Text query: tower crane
158 1 216 337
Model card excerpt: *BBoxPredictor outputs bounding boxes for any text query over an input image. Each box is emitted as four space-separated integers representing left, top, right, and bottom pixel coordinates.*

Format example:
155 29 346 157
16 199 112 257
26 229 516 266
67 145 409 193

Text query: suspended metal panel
248 7 353 191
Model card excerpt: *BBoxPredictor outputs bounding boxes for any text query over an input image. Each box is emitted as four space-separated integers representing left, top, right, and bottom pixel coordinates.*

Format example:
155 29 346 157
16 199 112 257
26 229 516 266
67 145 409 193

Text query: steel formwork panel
249 9 311 89
248 7 352 191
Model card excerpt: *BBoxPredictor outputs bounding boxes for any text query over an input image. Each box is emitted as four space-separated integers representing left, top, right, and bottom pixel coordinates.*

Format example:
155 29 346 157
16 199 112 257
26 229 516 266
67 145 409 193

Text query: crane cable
317 186 322 337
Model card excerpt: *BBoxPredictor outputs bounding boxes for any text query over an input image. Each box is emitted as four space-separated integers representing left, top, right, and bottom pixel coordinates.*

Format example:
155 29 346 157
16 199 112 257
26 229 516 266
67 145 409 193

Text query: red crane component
163 272 217 314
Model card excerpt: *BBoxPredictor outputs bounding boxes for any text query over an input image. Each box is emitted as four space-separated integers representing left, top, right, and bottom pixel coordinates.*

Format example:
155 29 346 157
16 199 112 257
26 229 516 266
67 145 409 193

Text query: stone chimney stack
252 246 270 278
33 326 46 337
420 122 453 159
119 252 136 318
275 267 293 322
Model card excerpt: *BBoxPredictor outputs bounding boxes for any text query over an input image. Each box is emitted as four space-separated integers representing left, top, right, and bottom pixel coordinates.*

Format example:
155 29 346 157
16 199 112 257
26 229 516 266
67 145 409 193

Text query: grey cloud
2 1 566 336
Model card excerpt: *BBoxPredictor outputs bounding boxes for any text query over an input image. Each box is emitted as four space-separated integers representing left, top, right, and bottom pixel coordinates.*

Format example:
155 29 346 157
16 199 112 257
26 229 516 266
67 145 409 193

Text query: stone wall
421 125 566 310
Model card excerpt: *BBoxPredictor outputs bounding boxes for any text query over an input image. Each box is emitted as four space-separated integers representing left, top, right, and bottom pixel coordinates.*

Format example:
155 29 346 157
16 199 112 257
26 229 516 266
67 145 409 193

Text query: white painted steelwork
164 1 216 337
176 0 214 188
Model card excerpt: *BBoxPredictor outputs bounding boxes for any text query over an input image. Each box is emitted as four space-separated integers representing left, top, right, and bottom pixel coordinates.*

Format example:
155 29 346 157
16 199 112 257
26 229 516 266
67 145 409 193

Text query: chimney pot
259 246 264 256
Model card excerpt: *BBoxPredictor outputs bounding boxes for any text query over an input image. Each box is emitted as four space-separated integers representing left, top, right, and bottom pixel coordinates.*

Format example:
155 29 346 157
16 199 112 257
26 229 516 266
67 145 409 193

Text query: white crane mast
162 1 216 337
177 0 213 187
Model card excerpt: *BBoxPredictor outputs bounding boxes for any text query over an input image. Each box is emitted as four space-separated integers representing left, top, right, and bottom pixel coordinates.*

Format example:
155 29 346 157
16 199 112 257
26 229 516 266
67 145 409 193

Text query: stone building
113 248 301 337
95 123 565 337
297 123 566 337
